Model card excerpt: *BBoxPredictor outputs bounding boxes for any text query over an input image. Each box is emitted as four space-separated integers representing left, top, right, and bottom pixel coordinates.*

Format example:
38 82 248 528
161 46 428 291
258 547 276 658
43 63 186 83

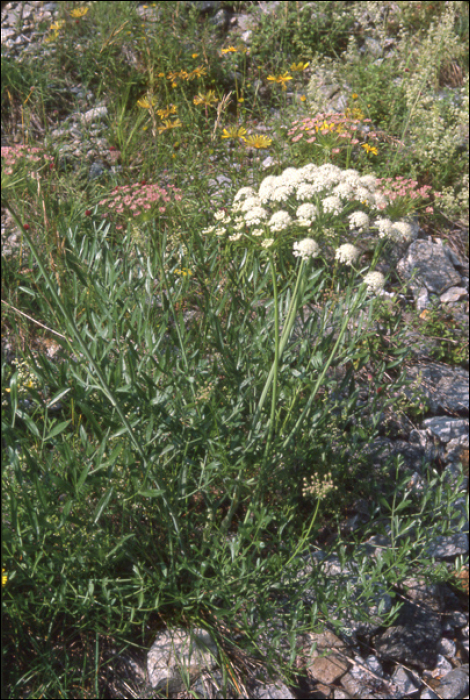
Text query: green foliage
250 1 355 70
415 303 469 367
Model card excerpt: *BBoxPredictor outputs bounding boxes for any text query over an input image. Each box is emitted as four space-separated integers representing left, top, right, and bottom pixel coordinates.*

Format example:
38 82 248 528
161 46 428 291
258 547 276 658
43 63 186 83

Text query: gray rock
423 417 469 442
433 664 469 699
391 665 420 696
249 680 296 699
426 533 469 559
147 627 218 694
404 363 469 415
397 238 462 296
373 580 444 671
441 286 469 304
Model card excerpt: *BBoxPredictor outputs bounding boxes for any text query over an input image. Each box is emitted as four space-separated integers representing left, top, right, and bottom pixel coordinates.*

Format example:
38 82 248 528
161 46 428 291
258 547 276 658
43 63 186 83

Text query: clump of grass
1 2 469 698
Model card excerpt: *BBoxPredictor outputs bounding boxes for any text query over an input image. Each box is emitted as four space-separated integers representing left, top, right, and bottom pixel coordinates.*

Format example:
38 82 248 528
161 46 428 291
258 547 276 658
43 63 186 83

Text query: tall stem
263 252 280 461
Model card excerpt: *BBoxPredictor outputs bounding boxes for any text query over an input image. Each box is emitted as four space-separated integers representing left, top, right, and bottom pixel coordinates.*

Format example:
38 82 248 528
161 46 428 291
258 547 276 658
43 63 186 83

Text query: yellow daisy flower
70 7 89 18
242 134 272 149
290 62 310 72
188 65 207 79
137 96 158 109
221 126 247 139
157 104 178 118
193 90 218 107
221 46 238 54
158 118 182 133
361 143 378 155
267 73 293 89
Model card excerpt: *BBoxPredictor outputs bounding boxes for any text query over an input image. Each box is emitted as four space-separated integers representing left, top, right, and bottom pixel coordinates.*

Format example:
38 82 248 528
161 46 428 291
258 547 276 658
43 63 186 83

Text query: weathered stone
423 417 469 442
404 363 469 415
433 664 470 699
308 652 349 685
397 239 462 295
147 627 218 693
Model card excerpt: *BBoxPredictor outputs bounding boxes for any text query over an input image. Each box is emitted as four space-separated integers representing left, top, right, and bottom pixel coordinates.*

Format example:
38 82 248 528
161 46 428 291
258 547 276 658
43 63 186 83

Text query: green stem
284 496 321 570
263 252 280 461
221 258 305 536
249 258 305 438
282 284 368 450
3 202 186 556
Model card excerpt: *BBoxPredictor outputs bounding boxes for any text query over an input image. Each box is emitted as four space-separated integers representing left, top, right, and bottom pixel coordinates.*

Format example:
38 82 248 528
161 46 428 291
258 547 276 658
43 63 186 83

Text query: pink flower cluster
374 176 441 215
288 112 375 147
1 144 54 176
98 181 183 230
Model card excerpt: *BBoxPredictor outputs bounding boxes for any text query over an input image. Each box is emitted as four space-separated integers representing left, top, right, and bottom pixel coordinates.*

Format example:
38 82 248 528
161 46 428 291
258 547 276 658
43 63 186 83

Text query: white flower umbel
259 175 280 203
261 238 274 248
269 185 294 203
296 203 318 221
322 195 343 215
240 196 263 212
359 174 378 190
233 186 256 203
229 232 243 241
353 186 375 205
268 210 292 232
332 182 354 200
390 221 414 242
244 206 268 226
293 238 320 260
335 243 360 266
296 183 317 201
363 271 385 294
373 193 389 210
375 218 393 237
252 228 264 236
348 211 370 232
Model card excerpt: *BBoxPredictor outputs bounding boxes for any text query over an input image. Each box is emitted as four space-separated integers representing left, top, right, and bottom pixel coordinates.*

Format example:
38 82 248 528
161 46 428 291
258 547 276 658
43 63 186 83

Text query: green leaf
93 487 115 524
44 420 71 441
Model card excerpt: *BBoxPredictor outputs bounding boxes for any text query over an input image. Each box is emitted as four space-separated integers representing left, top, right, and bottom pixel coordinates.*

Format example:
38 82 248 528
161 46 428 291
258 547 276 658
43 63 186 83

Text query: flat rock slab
405 363 469 415
397 239 462 294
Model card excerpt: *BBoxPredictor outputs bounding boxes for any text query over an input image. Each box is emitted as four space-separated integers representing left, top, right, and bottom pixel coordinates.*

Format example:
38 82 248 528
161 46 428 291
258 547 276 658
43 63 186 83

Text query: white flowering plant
205 163 421 272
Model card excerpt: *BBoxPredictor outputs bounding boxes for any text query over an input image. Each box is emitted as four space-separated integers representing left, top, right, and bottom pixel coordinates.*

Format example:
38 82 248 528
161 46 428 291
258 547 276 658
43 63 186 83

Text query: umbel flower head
363 271 385 294
335 243 360 266
293 238 320 260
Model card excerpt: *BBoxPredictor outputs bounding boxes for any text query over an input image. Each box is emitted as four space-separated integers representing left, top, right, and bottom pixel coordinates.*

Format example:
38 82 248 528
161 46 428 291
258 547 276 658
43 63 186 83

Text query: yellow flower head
267 73 293 89
157 104 178 118
193 90 218 107
221 46 238 54
221 126 247 139
242 134 272 149
290 61 310 72
158 118 182 133
361 143 378 155
70 7 89 18
44 29 59 43
188 65 207 79
192 53 199 59
137 95 158 109
2 569 7 586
